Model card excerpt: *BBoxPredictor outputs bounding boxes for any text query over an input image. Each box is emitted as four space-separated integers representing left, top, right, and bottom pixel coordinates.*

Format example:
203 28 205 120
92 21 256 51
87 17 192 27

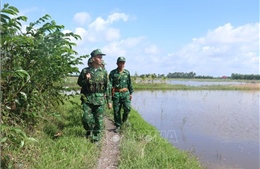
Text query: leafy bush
0 3 87 166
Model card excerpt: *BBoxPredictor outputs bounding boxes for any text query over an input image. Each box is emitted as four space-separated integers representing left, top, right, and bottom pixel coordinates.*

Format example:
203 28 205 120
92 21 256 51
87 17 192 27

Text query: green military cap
90 49 106 57
117 56 126 62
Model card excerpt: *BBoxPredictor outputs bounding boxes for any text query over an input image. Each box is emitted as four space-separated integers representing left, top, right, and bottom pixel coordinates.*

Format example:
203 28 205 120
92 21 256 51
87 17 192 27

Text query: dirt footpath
96 117 121 169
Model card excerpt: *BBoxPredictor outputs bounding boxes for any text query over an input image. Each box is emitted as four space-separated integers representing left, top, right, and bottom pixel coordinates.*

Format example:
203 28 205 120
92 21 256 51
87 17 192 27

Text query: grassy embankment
133 83 260 90
10 95 203 169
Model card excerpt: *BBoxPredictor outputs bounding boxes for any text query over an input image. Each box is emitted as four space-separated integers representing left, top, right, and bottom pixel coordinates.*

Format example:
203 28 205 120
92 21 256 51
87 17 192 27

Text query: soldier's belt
114 88 128 92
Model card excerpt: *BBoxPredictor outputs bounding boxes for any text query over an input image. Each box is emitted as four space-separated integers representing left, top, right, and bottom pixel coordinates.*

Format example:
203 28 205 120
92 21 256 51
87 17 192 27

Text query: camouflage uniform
109 57 133 129
77 49 111 142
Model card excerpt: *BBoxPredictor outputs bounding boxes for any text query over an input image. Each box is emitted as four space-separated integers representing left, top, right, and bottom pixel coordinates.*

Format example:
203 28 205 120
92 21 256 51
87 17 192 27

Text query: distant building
222 76 227 79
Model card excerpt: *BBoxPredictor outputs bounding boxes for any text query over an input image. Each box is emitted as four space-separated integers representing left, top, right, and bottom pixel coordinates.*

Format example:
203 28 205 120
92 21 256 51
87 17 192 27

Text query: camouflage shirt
77 67 111 105
109 68 133 94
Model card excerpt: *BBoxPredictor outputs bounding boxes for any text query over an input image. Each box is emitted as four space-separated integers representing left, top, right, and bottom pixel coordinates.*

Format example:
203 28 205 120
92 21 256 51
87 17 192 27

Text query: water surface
166 79 246 86
131 90 259 169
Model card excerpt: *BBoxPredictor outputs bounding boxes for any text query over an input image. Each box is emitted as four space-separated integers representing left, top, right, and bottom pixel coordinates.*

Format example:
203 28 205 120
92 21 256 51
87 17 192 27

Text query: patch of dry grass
231 83 260 90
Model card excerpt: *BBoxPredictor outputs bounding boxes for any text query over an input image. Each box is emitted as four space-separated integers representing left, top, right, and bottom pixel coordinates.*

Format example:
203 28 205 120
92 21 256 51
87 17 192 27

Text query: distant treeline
137 72 260 80
139 72 213 79
231 73 260 80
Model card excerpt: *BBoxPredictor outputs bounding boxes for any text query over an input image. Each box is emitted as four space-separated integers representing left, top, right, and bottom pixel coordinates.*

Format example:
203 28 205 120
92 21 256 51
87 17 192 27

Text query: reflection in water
131 90 259 169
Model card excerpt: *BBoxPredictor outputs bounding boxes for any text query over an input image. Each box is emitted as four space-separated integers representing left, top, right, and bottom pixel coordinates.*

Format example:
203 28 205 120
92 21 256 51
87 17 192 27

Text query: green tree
1 3 87 153
151 73 156 83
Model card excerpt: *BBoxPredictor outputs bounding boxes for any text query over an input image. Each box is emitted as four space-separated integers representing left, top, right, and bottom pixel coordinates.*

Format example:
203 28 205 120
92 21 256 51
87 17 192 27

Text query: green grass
33 96 100 169
31 136 98 169
4 95 203 169
4 95 100 169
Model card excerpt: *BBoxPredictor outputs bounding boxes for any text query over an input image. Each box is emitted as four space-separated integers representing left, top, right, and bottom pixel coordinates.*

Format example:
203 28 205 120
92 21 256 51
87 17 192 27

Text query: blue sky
3 0 259 77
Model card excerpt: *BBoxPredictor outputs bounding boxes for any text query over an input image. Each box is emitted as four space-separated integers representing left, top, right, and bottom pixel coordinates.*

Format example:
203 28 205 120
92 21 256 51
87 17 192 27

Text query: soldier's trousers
112 92 131 127
82 102 104 140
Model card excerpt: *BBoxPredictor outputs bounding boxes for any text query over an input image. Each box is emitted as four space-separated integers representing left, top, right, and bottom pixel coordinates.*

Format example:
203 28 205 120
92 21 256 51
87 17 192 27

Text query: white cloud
144 44 160 55
73 12 91 26
163 23 259 76
103 41 127 57
89 17 107 31
71 12 131 69
206 23 258 44
74 27 88 44
102 37 145 57
98 37 147 72
89 13 128 31
74 12 129 44
107 13 129 23
104 28 120 41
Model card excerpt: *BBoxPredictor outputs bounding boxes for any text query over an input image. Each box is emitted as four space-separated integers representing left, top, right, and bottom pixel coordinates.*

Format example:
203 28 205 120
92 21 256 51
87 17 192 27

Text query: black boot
85 131 91 138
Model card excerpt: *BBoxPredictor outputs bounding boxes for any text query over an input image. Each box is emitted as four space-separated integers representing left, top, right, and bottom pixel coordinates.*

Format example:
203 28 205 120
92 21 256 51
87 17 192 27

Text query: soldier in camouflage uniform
77 49 112 142
109 57 133 132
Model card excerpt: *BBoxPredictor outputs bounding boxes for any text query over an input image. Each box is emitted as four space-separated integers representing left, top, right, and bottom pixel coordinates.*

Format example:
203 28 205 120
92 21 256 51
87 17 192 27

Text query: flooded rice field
131 90 259 169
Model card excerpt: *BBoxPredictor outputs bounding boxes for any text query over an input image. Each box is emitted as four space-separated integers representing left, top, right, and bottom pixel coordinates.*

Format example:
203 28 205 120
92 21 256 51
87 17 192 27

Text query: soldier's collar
90 66 102 71
117 68 125 73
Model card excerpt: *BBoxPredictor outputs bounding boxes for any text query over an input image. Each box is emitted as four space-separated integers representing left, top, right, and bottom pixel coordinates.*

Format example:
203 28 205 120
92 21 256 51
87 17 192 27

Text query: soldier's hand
86 73 91 80
108 103 112 109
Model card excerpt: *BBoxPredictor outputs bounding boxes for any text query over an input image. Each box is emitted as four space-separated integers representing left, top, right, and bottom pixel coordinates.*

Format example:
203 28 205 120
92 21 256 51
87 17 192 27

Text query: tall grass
5 95 101 169
33 95 101 169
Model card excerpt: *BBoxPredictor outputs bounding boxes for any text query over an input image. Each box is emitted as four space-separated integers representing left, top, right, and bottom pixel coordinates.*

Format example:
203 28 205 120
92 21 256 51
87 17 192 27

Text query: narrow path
96 116 121 169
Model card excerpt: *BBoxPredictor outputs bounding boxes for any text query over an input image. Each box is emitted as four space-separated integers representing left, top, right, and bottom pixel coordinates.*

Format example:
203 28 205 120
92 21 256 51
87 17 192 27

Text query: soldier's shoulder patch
123 69 129 73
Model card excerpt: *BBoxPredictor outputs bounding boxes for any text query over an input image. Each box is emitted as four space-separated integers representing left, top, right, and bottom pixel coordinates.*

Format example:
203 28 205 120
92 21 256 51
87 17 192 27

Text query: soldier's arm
128 71 134 94
77 69 84 87
77 68 88 87
105 71 112 107
109 71 114 96
108 71 112 85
